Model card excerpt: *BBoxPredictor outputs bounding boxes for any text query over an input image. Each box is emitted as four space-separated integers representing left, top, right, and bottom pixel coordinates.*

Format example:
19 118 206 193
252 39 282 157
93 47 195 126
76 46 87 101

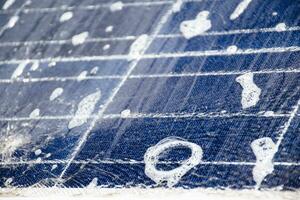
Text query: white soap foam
59 11 73 22
272 12 278 16
34 149 42 156
180 11 211 39
121 109 131 118
48 61 56 67
172 0 183 13
4 177 13 187
90 67 99 75
103 44 110 51
251 137 276 189
50 87 64 101
77 70 88 81
275 23 287 32
105 26 113 33
45 153 51 158
30 60 39 71
0 125 30 161
36 157 42 163
230 0 253 20
11 60 28 79
68 91 101 129
86 178 98 188
110 1 123 12
72 32 89 46
29 108 40 118
226 45 238 54
51 164 58 171
263 111 275 117
128 34 149 60
7 16 19 28
236 73 261 109
144 137 203 187
2 0 16 10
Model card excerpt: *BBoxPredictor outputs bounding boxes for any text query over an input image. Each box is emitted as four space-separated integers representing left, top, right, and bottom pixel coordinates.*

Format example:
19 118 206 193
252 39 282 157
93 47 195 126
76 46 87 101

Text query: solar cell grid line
9 27 300 47
1 26 299 47
274 99 300 153
0 0 209 14
0 46 299 65
1 68 300 84
56 0 178 183
0 112 292 122
1 158 300 166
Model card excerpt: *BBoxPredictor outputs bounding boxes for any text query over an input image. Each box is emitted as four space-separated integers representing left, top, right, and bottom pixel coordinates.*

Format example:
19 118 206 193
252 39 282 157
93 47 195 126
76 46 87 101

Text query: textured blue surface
0 0 299 191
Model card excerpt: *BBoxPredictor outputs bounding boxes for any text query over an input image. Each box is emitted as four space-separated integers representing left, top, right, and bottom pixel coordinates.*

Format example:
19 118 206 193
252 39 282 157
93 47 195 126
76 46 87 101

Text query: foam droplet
72 32 89 46
50 87 64 101
110 1 123 12
180 11 211 39
68 91 101 129
275 23 287 32
29 108 40 118
128 34 149 60
59 11 73 22
251 137 276 188
2 0 16 10
236 73 261 109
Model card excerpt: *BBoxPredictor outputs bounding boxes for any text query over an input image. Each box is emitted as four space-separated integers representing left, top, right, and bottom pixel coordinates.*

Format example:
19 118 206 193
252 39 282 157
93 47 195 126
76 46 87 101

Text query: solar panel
0 0 299 195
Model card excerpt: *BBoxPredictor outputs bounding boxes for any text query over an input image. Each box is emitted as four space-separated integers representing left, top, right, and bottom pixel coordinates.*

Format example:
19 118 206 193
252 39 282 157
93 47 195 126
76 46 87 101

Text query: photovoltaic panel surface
0 0 299 191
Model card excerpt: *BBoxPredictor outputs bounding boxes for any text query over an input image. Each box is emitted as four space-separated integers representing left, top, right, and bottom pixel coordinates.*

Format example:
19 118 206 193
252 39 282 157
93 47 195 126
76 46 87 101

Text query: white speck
263 111 275 117
48 61 56 67
172 0 183 13
230 0 253 20
30 61 39 71
272 12 278 16
2 0 16 10
68 91 101 129
128 34 149 60
121 109 131 118
50 87 64 101
226 45 238 54
105 26 113 33
86 178 98 188
34 149 42 156
29 108 40 118
72 32 89 46
236 73 261 109
251 137 276 189
77 70 88 81
59 11 73 22
103 44 111 51
90 67 98 75
36 157 42 163
51 164 58 171
275 23 287 32
110 1 123 12
180 11 211 39
4 178 13 187
7 16 19 28
11 60 28 79
45 153 51 158
144 137 203 187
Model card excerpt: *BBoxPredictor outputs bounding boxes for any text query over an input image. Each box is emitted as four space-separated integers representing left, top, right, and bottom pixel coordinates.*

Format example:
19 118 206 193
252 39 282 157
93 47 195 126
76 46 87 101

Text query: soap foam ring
144 137 203 187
